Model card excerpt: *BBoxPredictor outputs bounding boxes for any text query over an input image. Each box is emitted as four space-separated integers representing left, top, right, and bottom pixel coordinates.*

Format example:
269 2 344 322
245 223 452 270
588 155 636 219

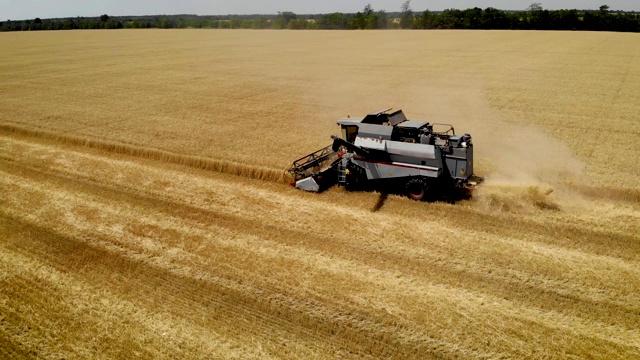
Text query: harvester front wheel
406 178 428 201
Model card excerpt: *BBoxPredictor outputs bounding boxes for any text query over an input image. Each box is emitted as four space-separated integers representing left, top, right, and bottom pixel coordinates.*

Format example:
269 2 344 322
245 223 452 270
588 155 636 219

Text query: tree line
1 3 638 33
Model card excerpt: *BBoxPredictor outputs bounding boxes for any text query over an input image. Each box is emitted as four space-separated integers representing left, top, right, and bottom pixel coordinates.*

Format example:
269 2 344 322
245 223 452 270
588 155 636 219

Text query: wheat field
1 29 639 359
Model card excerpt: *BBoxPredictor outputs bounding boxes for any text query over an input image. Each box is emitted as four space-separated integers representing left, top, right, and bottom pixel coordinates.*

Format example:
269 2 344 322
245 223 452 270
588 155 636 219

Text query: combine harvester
288 108 482 200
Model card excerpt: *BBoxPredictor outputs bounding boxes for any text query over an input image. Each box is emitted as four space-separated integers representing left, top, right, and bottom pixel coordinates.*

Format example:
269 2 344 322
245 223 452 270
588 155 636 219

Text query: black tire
406 178 428 201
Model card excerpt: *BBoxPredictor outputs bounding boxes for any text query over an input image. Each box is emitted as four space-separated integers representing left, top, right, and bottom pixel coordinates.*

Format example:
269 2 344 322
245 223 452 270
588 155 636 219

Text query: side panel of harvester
350 137 443 180
351 159 441 179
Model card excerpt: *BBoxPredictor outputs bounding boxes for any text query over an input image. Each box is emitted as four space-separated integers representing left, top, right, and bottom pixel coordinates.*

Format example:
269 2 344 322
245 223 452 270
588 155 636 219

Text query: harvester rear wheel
406 178 428 201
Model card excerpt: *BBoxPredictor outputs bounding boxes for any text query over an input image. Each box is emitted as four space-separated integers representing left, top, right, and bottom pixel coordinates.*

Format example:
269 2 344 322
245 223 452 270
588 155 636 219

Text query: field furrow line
0 162 494 358
1 157 640 358
0 224 278 359
2 136 638 326
2 141 639 318
1 213 477 359
2 135 639 331
0 124 287 183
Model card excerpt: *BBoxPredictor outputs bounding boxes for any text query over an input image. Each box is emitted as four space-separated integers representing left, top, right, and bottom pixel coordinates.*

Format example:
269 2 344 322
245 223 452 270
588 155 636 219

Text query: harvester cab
288 108 482 200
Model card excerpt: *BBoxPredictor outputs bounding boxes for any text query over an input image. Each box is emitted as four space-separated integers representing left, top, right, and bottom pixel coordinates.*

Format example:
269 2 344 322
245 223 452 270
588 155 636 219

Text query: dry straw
0 124 287 184
2 30 640 359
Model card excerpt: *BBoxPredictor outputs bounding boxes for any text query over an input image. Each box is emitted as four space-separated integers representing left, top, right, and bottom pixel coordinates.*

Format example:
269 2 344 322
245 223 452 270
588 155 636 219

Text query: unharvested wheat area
1 29 639 359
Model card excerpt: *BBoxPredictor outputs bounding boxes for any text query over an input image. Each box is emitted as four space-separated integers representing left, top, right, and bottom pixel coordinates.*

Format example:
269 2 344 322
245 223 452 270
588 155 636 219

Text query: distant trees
280 11 297 28
483 8 512 29
400 1 413 29
157 18 175 29
271 4 389 30
316 13 349 29
30 17 43 30
527 3 543 12
581 5 639 31
1 5 638 33
414 10 435 29
350 4 388 29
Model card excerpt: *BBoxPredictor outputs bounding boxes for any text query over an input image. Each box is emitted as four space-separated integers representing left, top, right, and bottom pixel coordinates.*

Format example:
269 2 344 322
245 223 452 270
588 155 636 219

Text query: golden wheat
1 30 639 359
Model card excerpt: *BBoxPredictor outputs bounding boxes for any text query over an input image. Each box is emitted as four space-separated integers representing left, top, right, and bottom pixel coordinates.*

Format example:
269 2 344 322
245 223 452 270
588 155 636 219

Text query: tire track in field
2 134 639 323
0 218 274 360
1 140 639 358
0 215 340 359
3 153 639 349
0 155 488 359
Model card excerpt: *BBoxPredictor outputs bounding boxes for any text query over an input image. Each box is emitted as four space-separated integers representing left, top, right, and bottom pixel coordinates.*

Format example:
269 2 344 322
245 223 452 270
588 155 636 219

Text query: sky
1 0 639 21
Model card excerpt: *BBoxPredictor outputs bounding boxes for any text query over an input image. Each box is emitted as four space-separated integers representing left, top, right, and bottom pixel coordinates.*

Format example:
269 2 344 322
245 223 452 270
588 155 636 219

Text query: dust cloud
410 81 585 211
307 76 585 210
406 81 585 211
404 80 584 186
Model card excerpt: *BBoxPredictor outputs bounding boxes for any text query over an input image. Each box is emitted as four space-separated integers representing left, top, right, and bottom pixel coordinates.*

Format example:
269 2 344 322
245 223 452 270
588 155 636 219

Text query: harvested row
0 124 286 183
1 133 639 358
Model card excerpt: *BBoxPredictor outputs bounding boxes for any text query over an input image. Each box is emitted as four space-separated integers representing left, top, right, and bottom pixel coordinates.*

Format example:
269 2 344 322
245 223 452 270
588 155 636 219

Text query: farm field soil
1 30 640 358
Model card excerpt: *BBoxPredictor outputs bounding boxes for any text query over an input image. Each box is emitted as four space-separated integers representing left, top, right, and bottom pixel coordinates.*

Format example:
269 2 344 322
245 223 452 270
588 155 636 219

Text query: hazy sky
2 1 638 21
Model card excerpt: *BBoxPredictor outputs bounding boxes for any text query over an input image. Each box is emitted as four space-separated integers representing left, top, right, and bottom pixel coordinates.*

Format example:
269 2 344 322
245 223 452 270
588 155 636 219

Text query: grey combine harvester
288 108 482 200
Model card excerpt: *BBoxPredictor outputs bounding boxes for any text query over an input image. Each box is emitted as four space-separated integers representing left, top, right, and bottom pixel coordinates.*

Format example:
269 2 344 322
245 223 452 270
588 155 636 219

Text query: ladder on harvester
338 159 347 187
